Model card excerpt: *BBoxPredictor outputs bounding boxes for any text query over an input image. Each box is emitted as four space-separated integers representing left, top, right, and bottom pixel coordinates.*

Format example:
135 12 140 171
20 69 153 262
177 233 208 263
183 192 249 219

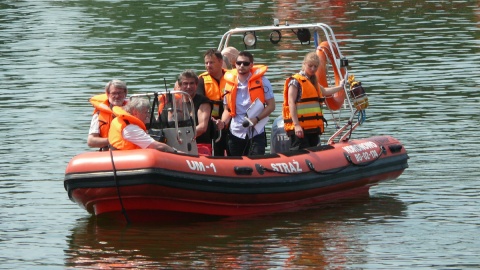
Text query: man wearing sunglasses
217 51 275 156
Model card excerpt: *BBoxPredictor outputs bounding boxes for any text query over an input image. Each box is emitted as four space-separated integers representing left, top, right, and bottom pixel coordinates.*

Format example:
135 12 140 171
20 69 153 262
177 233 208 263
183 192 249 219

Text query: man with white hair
108 98 176 152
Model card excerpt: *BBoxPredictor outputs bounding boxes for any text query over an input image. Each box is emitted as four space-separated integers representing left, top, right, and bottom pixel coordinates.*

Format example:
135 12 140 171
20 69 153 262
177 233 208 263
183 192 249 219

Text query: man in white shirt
217 51 275 156
87 80 128 150
108 98 176 153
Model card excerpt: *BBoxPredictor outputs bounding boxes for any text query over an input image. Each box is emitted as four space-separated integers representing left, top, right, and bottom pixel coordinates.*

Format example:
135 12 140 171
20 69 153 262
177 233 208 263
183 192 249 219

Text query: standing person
196 49 228 156
109 98 176 152
87 79 128 151
221 46 239 70
177 69 213 155
216 51 275 156
282 51 345 150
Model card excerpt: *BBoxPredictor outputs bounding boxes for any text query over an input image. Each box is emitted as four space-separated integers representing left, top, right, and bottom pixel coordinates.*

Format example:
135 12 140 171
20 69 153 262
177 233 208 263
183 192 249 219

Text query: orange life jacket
89 94 127 138
223 65 268 117
157 93 184 115
282 73 326 134
198 71 226 118
108 106 147 150
89 94 114 138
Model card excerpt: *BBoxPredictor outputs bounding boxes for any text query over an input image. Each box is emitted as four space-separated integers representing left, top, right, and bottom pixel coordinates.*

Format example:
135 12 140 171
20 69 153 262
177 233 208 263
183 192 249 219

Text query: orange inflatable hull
64 135 408 222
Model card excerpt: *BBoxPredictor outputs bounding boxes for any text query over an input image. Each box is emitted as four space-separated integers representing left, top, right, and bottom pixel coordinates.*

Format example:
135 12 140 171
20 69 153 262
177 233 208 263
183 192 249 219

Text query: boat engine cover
270 115 291 154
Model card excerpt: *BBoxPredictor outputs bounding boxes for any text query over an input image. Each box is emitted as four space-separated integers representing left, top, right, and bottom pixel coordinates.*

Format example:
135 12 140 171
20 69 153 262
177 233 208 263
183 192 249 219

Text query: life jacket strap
299 97 325 103
284 114 327 123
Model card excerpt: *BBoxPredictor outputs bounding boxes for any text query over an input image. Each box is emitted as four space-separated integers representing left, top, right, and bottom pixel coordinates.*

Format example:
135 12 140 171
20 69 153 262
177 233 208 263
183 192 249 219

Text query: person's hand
254 116 261 125
169 146 184 154
216 119 225 130
294 125 304 138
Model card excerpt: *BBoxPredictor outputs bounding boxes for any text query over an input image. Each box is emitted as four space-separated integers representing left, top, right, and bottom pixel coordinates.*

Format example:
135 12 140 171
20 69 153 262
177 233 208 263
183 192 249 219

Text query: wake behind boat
64 22 409 223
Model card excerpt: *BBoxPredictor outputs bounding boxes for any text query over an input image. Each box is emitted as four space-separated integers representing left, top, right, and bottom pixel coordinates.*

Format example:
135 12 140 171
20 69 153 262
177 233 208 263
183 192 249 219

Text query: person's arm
195 103 211 137
253 98 275 125
320 79 345 96
123 124 176 153
217 104 231 130
251 77 275 125
287 84 304 138
87 113 109 148
147 141 176 153
87 134 109 148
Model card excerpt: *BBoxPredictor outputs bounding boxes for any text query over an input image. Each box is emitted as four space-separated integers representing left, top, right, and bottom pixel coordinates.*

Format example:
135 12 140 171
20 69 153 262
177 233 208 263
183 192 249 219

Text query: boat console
131 91 199 155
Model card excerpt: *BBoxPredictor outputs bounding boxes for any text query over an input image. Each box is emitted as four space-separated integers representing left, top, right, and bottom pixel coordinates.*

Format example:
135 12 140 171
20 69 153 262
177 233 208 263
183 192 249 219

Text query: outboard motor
270 115 291 154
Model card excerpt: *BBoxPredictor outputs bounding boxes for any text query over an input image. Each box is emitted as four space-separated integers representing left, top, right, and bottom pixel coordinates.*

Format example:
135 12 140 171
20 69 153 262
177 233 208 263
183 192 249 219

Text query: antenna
163 78 169 92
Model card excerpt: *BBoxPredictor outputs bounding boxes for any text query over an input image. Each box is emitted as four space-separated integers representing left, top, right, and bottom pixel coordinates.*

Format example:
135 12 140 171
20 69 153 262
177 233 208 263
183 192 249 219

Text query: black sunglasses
236 61 251 66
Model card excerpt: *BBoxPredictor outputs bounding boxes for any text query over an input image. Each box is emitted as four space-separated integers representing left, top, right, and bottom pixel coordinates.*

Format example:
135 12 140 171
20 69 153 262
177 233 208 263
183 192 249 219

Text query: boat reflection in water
65 195 406 268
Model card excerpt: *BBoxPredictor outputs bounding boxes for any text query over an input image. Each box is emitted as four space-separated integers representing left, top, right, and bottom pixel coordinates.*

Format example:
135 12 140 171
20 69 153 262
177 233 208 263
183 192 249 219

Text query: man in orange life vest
216 51 276 156
108 98 176 152
283 51 345 150
87 80 128 151
196 49 228 156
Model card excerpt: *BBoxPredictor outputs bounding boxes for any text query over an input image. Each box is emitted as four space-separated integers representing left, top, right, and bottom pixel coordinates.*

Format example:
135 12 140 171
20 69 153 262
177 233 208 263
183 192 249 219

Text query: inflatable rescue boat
64 22 409 222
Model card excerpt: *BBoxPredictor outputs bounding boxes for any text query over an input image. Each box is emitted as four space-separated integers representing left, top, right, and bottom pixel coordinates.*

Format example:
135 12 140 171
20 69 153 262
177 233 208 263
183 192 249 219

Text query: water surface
0 0 479 268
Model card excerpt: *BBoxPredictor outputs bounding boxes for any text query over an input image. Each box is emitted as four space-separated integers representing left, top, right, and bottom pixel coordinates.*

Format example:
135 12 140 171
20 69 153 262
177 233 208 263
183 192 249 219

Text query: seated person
177 69 213 156
87 79 128 151
109 97 177 153
157 92 191 128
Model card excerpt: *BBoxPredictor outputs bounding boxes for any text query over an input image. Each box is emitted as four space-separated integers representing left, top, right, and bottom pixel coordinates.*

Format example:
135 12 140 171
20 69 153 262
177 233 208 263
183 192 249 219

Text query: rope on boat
345 120 354 141
305 159 350 175
257 158 352 175
342 109 367 141
109 148 131 224
357 109 367 124
257 164 304 175
255 145 386 175
306 145 386 174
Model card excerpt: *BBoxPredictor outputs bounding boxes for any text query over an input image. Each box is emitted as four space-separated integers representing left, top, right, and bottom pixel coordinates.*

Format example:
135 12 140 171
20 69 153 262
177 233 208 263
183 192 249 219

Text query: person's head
105 79 127 106
177 69 199 97
203 49 224 78
221 46 239 69
124 98 151 123
302 52 320 77
235 51 254 75
301 52 320 90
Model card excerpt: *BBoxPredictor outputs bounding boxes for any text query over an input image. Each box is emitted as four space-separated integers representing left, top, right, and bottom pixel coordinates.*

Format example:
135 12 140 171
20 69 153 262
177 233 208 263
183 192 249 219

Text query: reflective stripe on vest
282 74 325 134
